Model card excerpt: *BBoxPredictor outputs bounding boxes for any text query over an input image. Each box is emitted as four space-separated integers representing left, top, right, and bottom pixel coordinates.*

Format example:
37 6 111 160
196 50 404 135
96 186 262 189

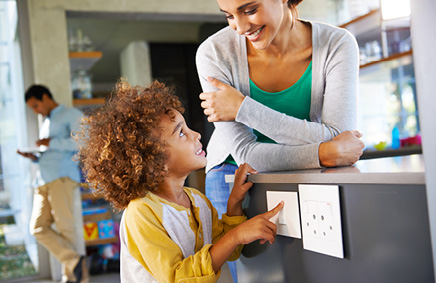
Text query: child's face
157 109 207 177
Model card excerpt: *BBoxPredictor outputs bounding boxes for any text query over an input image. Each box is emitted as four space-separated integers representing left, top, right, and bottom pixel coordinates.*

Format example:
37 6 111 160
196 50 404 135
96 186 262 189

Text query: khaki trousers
29 177 85 282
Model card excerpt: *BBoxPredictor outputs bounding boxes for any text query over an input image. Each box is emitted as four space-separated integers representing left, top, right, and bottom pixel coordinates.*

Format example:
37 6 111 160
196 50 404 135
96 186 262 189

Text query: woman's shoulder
309 20 356 43
197 26 242 58
304 19 358 55
201 26 239 45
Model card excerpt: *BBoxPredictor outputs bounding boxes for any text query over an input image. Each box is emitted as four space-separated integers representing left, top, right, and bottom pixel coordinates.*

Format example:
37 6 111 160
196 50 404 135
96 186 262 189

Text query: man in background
17 85 87 283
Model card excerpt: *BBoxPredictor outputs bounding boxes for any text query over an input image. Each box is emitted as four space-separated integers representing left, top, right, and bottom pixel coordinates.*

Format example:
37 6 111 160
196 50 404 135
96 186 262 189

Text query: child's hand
210 201 284 273
227 163 258 216
233 201 284 245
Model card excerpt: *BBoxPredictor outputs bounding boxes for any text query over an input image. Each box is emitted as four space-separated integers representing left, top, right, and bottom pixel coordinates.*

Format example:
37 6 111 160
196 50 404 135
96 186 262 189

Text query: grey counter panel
225 155 426 185
237 182 434 283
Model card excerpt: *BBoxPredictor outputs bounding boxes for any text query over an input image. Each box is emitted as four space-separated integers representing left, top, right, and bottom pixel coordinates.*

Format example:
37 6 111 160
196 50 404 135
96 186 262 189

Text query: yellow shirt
120 187 246 283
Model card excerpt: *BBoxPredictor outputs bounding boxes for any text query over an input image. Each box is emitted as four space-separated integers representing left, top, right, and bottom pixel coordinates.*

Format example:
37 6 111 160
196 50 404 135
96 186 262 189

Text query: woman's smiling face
217 0 288 50
156 110 206 178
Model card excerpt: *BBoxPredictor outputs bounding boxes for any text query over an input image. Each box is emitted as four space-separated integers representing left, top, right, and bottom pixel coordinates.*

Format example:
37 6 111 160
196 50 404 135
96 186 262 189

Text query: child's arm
210 201 284 273
210 162 283 273
226 162 257 217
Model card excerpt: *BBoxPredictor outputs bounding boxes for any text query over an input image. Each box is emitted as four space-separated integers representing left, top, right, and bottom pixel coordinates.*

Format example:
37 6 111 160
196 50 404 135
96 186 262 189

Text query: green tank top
224 61 312 165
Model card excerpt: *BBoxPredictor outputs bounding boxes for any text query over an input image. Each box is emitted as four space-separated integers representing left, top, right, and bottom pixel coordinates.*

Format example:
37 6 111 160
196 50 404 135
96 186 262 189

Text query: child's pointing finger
265 201 284 220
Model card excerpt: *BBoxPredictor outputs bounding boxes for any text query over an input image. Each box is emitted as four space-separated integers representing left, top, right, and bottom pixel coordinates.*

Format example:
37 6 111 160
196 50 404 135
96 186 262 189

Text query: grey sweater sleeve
196 29 321 172
235 24 359 146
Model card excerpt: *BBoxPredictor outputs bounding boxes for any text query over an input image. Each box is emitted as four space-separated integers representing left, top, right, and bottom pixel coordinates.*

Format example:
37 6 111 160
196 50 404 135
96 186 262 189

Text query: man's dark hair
25 85 53 102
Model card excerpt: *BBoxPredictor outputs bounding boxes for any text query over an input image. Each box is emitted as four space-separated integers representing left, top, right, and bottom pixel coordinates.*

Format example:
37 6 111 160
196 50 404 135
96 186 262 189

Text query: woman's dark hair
287 0 303 7
25 85 53 102
287 0 303 17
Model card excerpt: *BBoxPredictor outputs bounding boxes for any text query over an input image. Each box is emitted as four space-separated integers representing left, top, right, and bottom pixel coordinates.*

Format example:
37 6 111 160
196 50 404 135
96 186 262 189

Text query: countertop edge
225 172 426 185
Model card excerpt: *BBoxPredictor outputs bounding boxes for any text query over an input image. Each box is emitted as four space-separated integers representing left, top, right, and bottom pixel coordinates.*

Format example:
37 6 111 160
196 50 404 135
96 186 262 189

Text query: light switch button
266 191 301 239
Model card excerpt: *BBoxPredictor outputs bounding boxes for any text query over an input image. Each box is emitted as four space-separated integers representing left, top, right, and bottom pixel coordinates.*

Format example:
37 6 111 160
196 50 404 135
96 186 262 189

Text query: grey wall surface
237 183 434 283
410 1 436 280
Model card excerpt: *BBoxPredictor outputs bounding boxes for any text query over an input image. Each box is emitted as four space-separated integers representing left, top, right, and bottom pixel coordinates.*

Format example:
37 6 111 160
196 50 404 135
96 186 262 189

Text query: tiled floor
24 273 120 283
24 262 233 283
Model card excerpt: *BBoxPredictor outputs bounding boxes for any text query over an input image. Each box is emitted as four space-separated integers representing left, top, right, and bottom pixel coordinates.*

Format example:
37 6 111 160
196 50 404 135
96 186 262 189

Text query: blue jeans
206 163 239 283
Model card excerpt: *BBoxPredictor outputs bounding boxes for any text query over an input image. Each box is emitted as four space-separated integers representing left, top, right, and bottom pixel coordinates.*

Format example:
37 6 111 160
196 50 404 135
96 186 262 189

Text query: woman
196 0 365 281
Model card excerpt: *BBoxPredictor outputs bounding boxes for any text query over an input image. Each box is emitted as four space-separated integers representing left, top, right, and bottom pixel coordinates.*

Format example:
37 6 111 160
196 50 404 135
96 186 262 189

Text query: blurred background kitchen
1 0 435 282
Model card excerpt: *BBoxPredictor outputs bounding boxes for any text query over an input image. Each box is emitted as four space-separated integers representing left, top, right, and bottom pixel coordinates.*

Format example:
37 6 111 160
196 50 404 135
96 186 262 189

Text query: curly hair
77 80 184 210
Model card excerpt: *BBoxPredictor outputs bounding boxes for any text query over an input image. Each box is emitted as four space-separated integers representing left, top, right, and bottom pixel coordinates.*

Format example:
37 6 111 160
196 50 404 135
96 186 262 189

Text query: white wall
120 41 153 87
22 0 221 106
410 0 436 280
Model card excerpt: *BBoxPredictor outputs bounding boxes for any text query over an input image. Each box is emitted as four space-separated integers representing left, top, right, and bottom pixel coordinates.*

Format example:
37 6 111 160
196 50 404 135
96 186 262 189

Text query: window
0 1 38 280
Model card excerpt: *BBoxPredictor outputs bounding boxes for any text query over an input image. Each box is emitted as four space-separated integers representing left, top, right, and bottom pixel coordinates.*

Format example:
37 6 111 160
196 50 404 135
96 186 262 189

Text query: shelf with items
339 9 410 43
340 8 418 156
357 49 418 152
73 97 106 107
360 50 413 69
339 9 380 30
340 9 412 67
84 237 119 247
81 184 119 247
69 51 102 74
82 206 118 247
81 191 104 201
69 51 103 103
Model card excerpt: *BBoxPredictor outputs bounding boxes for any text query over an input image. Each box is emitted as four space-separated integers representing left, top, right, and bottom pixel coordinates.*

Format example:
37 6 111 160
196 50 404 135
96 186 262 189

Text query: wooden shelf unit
69 51 102 73
360 50 413 69
85 237 118 247
81 191 105 201
339 9 380 29
83 209 117 246
73 97 106 106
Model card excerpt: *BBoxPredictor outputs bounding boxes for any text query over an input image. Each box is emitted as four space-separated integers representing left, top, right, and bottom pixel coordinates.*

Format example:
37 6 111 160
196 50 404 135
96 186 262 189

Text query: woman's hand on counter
199 77 245 122
319 130 365 167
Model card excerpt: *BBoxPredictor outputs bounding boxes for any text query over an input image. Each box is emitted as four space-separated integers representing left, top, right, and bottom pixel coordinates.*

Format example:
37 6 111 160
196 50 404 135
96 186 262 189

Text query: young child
77 80 283 282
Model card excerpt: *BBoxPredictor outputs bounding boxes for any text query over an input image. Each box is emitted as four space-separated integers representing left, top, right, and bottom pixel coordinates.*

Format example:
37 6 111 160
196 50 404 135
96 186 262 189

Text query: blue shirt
37 104 83 184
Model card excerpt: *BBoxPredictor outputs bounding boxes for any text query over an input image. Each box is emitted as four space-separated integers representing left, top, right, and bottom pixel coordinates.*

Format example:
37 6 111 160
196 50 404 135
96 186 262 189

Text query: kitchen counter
226 154 433 283
226 154 425 185
242 154 425 185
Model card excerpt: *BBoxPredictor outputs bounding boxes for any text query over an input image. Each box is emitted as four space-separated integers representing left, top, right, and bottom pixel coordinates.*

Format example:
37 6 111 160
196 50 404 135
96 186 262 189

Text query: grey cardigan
196 20 359 173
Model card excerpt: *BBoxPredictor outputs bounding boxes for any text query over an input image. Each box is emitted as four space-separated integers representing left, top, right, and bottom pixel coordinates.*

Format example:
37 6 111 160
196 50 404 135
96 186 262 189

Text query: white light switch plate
266 191 301 239
298 184 344 258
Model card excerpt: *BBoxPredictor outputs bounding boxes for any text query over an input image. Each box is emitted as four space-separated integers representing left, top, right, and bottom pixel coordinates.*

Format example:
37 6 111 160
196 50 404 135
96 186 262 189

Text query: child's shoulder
184 187 207 200
184 187 213 208
125 188 211 214
125 194 160 215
